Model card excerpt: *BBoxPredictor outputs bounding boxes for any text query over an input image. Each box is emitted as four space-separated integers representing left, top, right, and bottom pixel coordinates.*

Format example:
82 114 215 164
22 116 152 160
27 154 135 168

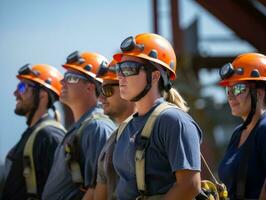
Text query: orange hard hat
63 51 109 83
219 53 266 86
113 33 176 80
96 59 118 81
17 64 63 96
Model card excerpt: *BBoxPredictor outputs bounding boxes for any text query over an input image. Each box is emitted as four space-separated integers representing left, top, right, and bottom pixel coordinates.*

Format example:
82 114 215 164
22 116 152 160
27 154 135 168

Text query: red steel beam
152 0 159 34
170 0 183 55
195 0 266 53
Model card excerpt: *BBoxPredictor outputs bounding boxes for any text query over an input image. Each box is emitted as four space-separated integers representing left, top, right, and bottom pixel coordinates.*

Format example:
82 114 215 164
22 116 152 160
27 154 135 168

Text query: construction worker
94 59 135 200
1 64 65 200
42 51 116 200
218 53 266 200
112 33 202 200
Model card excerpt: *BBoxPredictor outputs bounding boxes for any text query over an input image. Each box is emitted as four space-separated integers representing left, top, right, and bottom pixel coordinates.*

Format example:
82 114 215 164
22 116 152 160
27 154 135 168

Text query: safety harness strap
116 114 134 141
66 113 112 186
135 102 176 194
23 120 66 196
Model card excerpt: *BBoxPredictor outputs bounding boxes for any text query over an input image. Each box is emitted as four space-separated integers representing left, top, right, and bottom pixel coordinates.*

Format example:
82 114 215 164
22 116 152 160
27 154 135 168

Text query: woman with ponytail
112 33 202 200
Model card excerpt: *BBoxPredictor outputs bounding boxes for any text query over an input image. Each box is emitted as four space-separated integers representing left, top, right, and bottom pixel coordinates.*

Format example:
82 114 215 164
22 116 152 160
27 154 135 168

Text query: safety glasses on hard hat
226 83 248 97
18 64 40 77
116 61 146 77
101 83 119 97
96 64 116 78
17 82 37 94
63 72 89 84
120 36 144 52
66 51 86 65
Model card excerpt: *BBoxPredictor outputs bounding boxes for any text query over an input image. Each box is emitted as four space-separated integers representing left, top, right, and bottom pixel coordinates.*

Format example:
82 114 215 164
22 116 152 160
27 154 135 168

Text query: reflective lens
226 83 247 96
101 83 119 97
116 61 145 77
64 72 88 84
17 82 36 94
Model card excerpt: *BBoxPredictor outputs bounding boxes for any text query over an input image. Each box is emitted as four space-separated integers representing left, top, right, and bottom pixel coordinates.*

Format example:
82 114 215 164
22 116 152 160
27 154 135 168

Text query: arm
94 183 108 200
82 188 94 200
82 120 115 200
163 170 201 200
260 178 266 200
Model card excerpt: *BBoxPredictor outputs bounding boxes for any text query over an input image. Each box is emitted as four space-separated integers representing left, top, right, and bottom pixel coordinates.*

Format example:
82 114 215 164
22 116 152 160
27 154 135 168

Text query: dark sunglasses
63 72 89 84
101 83 119 97
116 61 146 77
226 83 248 97
17 82 37 94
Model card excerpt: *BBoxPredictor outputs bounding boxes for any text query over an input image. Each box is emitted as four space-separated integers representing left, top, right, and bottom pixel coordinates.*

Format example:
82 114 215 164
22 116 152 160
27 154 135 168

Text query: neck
135 88 161 116
28 106 48 127
115 104 136 124
244 109 265 132
70 99 97 122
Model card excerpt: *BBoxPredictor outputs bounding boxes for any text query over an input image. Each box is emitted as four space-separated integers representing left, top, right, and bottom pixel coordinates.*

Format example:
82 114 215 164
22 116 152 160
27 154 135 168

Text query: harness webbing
23 120 66 196
65 113 113 186
116 102 176 195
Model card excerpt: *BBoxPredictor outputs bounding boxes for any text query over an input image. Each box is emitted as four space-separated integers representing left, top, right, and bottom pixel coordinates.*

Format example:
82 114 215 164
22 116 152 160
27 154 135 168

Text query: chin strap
130 67 153 102
26 88 40 126
239 88 257 132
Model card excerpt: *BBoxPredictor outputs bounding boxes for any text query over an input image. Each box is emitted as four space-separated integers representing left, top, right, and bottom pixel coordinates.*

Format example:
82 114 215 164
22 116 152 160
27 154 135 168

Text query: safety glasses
101 83 119 97
116 61 145 77
17 82 37 94
226 83 248 97
18 64 40 77
63 72 89 84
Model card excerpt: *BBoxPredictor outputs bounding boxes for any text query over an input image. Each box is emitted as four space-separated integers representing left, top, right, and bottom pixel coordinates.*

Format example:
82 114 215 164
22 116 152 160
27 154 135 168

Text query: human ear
152 71 161 82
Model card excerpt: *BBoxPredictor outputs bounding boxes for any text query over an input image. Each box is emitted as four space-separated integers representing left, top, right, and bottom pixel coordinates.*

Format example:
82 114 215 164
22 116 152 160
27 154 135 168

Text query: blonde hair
164 88 189 112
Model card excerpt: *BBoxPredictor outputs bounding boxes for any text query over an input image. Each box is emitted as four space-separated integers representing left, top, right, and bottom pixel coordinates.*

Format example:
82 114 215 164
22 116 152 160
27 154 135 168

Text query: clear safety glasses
116 61 146 77
101 83 119 97
63 72 89 84
226 83 248 97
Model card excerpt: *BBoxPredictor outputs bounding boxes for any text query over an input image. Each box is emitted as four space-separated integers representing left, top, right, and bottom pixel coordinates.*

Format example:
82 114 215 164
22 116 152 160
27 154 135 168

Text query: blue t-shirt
42 105 116 200
113 99 202 200
218 113 266 200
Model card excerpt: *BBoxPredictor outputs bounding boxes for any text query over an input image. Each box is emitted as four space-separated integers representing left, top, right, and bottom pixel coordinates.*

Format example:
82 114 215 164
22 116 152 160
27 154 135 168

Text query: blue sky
0 0 254 162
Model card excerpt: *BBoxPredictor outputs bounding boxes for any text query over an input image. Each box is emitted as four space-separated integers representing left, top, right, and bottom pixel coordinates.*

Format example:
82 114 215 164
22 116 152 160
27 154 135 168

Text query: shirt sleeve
81 118 115 187
156 109 202 172
257 124 266 169
96 148 107 184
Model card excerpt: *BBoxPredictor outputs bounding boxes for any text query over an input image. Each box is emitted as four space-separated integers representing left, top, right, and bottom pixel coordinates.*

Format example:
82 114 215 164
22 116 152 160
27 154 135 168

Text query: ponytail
158 76 189 112
164 88 189 112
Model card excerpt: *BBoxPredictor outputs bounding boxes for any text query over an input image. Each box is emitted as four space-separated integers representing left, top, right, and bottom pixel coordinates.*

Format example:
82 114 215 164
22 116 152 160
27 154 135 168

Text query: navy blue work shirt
218 113 266 200
1 114 65 200
113 98 202 200
42 105 116 200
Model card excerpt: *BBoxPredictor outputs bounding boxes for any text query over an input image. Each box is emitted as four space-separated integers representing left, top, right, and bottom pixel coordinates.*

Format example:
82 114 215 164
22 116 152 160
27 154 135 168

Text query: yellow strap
116 114 134 141
68 113 112 184
23 120 66 195
135 102 176 193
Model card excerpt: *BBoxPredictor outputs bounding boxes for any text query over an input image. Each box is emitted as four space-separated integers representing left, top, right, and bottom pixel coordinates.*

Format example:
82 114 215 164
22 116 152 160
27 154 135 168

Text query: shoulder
255 117 266 141
152 105 202 139
156 106 199 128
34 122 65 140
79 114 116 138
